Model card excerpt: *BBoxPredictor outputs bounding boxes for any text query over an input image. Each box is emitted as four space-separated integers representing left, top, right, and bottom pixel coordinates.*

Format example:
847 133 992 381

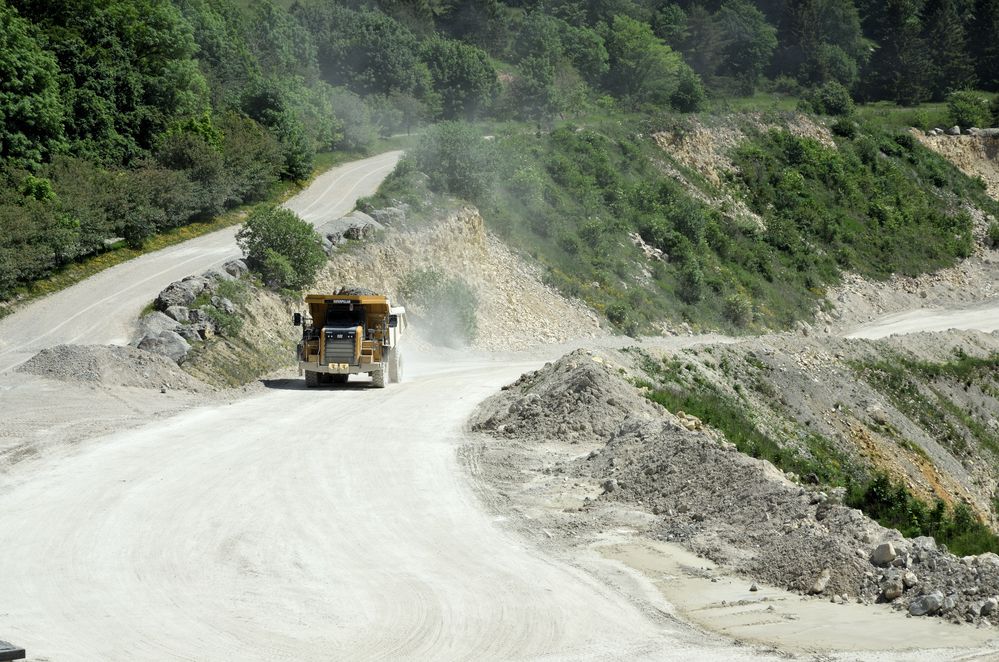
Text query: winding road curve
0 151 401 374
1 152 998 660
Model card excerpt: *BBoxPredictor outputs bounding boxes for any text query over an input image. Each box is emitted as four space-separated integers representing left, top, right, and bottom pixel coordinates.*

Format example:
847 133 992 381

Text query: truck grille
323 328 356 364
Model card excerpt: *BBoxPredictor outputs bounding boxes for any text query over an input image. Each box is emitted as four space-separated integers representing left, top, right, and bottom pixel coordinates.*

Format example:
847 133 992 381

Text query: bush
803 81 854 116
236 205 325 290
947 91 991 128
399 268 477 346
669 67 706 113
723 292 753 327
412 122 494 201
988 221 999 249
831 117 858 139
991 94 999 127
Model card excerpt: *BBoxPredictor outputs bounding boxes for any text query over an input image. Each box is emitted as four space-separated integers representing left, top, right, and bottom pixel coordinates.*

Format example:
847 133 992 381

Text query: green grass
854 100 950 131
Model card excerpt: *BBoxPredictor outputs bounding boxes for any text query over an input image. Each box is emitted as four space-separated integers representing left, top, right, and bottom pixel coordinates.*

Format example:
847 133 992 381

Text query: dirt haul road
0 357 781 661
846 299 999 339
0 151 401 374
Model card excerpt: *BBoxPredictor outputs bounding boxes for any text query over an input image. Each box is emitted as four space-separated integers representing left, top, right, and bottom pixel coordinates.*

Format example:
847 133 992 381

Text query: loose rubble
472 350 999 626
17 344 205 391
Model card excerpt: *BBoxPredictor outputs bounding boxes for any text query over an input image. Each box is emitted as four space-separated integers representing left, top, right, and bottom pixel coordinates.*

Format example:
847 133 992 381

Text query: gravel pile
18 344 206 391
478 351 999 626
469 349 663 442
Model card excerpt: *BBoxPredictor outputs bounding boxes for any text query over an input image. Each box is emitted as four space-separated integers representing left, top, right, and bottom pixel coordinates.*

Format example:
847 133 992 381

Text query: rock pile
475 350 999 626
316 210 386 254
469 350 664 443
134 258 247 364
17 344 205 390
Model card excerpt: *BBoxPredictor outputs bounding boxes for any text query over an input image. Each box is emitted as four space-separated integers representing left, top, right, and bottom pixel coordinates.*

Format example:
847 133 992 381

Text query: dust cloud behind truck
293 293 406 388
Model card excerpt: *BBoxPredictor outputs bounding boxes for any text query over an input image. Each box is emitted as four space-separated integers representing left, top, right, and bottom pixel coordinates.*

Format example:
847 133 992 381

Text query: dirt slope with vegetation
469 338 999 631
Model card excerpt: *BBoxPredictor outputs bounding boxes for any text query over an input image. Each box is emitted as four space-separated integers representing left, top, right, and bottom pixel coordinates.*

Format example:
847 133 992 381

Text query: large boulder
163 306 189 323
137 330 190 364
135 311 181 338
908 591 944 616
222 259 248 278
155 276 210 310
316 211 384 253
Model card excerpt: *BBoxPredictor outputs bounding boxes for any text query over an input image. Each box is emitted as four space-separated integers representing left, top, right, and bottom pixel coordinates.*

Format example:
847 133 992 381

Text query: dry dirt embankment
466 341 999 643
314 206 603 351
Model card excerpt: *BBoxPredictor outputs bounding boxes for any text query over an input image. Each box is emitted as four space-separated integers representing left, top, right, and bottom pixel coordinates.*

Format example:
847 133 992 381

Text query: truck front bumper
298 361 382 376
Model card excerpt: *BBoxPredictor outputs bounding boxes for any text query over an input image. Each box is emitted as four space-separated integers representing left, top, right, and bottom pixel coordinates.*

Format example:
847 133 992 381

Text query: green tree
923 0 977 99
420 35 498 119
293 3 433 99
0 3 65 169
413 122 494 200
947 90 992 127
236 204 326 290
11 0 209 165
602 15 690 106
859 0 932 104
715 0 778 93
969 0 999 90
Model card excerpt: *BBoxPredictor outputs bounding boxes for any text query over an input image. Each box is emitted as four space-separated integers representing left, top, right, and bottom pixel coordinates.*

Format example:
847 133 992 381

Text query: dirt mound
471 349 999 626
469 349 664 442
586 418 877 598
18 344 206 391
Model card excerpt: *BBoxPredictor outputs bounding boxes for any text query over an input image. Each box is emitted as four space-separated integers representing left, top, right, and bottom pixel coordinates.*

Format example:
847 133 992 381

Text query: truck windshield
325 308 364 328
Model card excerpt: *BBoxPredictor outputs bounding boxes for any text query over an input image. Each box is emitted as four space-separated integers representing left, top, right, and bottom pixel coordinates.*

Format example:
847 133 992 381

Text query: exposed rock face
316 211 384 253
155 277 209 310
315 207 602 351
137 330 190 364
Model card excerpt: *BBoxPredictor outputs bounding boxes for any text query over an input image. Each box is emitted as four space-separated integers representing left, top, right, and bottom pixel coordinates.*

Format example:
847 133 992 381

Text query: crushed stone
473 349 999 627
17 344 206 391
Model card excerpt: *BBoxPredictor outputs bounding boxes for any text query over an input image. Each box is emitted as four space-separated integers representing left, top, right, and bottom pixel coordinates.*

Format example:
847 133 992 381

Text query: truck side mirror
388 315 398 328
293 312 302 326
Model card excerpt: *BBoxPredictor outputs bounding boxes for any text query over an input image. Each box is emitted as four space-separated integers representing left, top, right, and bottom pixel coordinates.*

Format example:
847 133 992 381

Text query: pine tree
969 0 999 90
859 0 932 104
923 0 977 99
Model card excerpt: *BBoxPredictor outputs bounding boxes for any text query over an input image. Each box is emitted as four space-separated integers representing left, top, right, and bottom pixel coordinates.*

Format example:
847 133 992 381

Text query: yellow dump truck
293 293 406 387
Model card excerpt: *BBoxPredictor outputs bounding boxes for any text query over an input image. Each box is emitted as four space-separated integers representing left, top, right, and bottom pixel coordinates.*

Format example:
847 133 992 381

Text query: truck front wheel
371 368 386 388
305 371 319 388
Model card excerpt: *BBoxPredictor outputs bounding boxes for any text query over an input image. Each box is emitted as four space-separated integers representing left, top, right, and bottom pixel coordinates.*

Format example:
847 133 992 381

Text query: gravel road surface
846 300 999 339
0 151 401 373
0 358 769 661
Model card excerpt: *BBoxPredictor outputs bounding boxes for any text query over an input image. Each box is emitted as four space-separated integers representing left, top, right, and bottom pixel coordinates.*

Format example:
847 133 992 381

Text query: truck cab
294 293 406 388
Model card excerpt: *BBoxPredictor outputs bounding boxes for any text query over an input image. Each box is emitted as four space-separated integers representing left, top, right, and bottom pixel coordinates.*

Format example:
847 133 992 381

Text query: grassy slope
368 106 997 335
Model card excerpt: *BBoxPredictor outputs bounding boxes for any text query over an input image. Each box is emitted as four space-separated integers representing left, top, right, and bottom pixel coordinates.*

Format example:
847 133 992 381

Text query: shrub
831 117 858 139
947 91 991 129
669 67 706 113
991 95 999 127
236 205 325 290
803 81 854 116
988 221 999 249
412 122 494 201
723 292 753 327
399 268 477 346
